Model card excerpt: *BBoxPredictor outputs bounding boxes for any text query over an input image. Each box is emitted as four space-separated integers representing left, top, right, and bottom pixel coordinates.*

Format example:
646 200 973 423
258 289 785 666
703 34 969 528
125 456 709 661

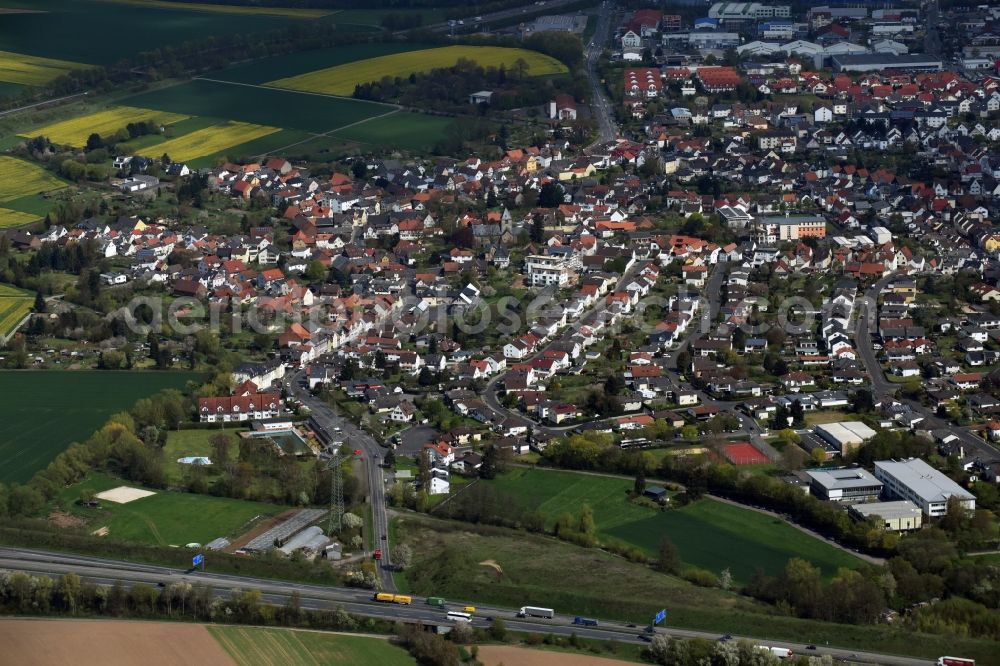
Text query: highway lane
290 371 396 591
0 547 934 665
585 2 617 148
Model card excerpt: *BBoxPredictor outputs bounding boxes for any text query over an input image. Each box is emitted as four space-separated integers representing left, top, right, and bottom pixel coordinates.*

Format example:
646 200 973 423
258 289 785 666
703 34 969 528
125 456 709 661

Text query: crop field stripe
0 50 88 86
0 207 39 228
0 156 68 202
266 45 569 96
95 0 334 18
151 120 281 161
22 105 190 145
194 77 398 106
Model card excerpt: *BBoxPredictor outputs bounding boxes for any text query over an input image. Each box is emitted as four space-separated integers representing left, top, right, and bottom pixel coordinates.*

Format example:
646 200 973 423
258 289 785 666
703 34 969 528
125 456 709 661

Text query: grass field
0 208 38 229
23 105 189 145
98 0 333 18
123 79 395 135
398 515 996 661
331 112 453 152
163 428 243 484
0 370 202 483
0 49 87 86
489 468 860 581
152 120 279 161
56 472 280 546
0 156 67 202
209 626 414 666
0 283 34 337
268 45 569 96
0 0 317 65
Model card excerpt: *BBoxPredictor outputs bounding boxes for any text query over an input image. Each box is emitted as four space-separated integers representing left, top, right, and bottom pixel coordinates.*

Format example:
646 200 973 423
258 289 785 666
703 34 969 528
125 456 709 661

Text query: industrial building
850 500 923 531
830 54 943 73
805 468 884 502
708 3 790 21
873 458 976 517
815 421 877 455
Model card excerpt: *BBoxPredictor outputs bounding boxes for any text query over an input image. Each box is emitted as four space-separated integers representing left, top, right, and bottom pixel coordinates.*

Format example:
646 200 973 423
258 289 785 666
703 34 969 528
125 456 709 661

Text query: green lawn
0 370 202 484
804 410 854 426
163 428 243 484
56 472 280 546
490 468 860 581
209 626 415 666
397 515 996 661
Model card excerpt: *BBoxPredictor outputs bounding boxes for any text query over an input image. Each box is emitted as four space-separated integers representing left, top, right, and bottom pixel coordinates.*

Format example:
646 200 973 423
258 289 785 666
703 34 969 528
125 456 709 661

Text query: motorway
0 546 934 666
585 2 617 148
290 370 396 592
854 275 1000 465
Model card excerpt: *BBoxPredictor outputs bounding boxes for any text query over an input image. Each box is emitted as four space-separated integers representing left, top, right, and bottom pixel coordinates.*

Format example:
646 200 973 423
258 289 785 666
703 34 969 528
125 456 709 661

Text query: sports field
0 284 34 337
490 468 860 581
99 0 333 18
209 626 414 666
0 49 86 86
0 370 202 483
57 472 280 545
0 156 67 201
152 120 279 161
268 45 569 96
23 105 189 145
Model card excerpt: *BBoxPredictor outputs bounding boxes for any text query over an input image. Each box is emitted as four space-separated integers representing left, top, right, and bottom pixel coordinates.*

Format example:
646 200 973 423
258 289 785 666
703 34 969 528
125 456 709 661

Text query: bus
447 611 472 623
374 593 412 605
517 606 555 619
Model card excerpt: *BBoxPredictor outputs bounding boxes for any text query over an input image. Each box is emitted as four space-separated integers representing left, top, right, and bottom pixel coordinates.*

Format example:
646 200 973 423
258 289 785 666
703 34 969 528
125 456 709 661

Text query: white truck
756 646 793 659
517 606 554 619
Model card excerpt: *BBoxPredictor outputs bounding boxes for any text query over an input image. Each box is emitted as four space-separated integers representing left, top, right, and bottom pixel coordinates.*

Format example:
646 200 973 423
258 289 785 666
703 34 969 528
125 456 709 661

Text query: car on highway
806 645 817 651
718 634 733 642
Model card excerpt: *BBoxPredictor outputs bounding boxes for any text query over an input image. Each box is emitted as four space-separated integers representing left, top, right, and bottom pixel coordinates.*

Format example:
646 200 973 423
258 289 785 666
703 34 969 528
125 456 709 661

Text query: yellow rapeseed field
152 121 280 161
0 50 87 86
0 156 67 203
98 0 333 17
0 208 39 229
268 45 568 96
24 106 190 146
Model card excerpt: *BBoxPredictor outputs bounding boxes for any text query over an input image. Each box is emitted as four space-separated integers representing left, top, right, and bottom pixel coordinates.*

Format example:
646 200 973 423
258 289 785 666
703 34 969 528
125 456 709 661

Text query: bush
682 568 719 588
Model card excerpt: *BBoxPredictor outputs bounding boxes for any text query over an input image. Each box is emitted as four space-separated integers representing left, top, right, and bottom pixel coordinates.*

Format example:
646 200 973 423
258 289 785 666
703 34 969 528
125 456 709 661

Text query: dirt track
0 619 236 666
475 645 638 666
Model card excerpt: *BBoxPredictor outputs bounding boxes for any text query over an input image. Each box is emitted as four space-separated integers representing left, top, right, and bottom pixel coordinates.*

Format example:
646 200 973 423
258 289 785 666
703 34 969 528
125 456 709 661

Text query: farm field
489 467 860 581
211 43 430 85
331 112 454 153
0 370 202 483
0 208 38 229
23 105 189 146
209 626 414 666
268 45 569 96
100 0 333 18
152 120 279 162
55 472 280 545
0 0 319 65
0 155 67 202
123 79 396 135
0 619 236 666
0 49 87 86
398 515 993 660
0 283 34 337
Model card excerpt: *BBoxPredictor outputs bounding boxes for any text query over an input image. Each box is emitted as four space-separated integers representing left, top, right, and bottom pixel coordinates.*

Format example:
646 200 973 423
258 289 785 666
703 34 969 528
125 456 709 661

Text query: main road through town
0 546 934 666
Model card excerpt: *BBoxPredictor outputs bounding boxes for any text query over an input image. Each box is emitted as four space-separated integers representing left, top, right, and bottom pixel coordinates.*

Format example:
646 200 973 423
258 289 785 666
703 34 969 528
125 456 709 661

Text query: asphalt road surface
0 546 934 666
585 3 617 148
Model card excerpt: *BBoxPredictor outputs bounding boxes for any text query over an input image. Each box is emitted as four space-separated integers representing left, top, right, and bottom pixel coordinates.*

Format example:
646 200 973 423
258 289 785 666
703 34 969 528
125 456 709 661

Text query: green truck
426 597 446 607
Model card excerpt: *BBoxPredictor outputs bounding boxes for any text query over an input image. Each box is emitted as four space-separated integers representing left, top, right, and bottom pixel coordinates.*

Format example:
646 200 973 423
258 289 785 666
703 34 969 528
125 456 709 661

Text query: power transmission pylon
326 447 352 534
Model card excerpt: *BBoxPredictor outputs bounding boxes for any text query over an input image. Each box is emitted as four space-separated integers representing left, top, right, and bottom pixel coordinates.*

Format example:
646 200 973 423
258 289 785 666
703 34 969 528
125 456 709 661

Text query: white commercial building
805 468 883 502
873 458 976 517
815 421 877 455
850 500 923 531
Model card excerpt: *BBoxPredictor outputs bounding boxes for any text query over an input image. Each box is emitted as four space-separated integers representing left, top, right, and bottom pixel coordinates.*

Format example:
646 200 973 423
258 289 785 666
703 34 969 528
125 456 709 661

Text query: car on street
806 645 817 651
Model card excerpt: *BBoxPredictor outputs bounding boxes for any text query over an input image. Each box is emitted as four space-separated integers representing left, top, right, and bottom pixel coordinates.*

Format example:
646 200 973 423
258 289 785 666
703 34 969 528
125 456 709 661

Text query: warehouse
805 468 883 502
831 54 942 73
874 458 976 517
850 500 923 531
815 421 877 455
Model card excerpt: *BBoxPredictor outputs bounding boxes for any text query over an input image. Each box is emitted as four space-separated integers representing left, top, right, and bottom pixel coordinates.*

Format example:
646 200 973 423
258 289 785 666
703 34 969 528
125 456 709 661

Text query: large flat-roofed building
815 421 877 455
831 54 942 73
850 500 923 531
806 468 883 502
709 2 790 21
873 458 976 517
754 214 826 241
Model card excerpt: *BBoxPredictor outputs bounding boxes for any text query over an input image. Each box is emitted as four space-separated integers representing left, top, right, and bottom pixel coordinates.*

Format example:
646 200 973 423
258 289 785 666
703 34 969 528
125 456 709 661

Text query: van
463 606 476 614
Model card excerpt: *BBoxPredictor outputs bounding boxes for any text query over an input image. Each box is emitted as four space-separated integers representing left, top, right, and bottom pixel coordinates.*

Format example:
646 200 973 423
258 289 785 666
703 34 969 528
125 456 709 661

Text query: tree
210 433 231 464
578 503 596 538
351 161 367 179
479 445 499 480
538 182 565 208
530 213 545 243
86 133 103 151
304 259 326 282
392 543 413 570
810 448 827 466
657 536 681 574
634 468 646 496
489 616 508 641
33 291 45 313
383 448 396 469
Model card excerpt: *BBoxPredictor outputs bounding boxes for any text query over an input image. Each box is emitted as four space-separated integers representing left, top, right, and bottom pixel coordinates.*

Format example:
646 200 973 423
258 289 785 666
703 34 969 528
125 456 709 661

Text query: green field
163 428 243 484
0 284 34 336
490 468 860 581
0 370 202 483
55 472 279 546
398 515 996 661
331 112 454 152
0 0 320 65
123 79 396 135
209 626 415 666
